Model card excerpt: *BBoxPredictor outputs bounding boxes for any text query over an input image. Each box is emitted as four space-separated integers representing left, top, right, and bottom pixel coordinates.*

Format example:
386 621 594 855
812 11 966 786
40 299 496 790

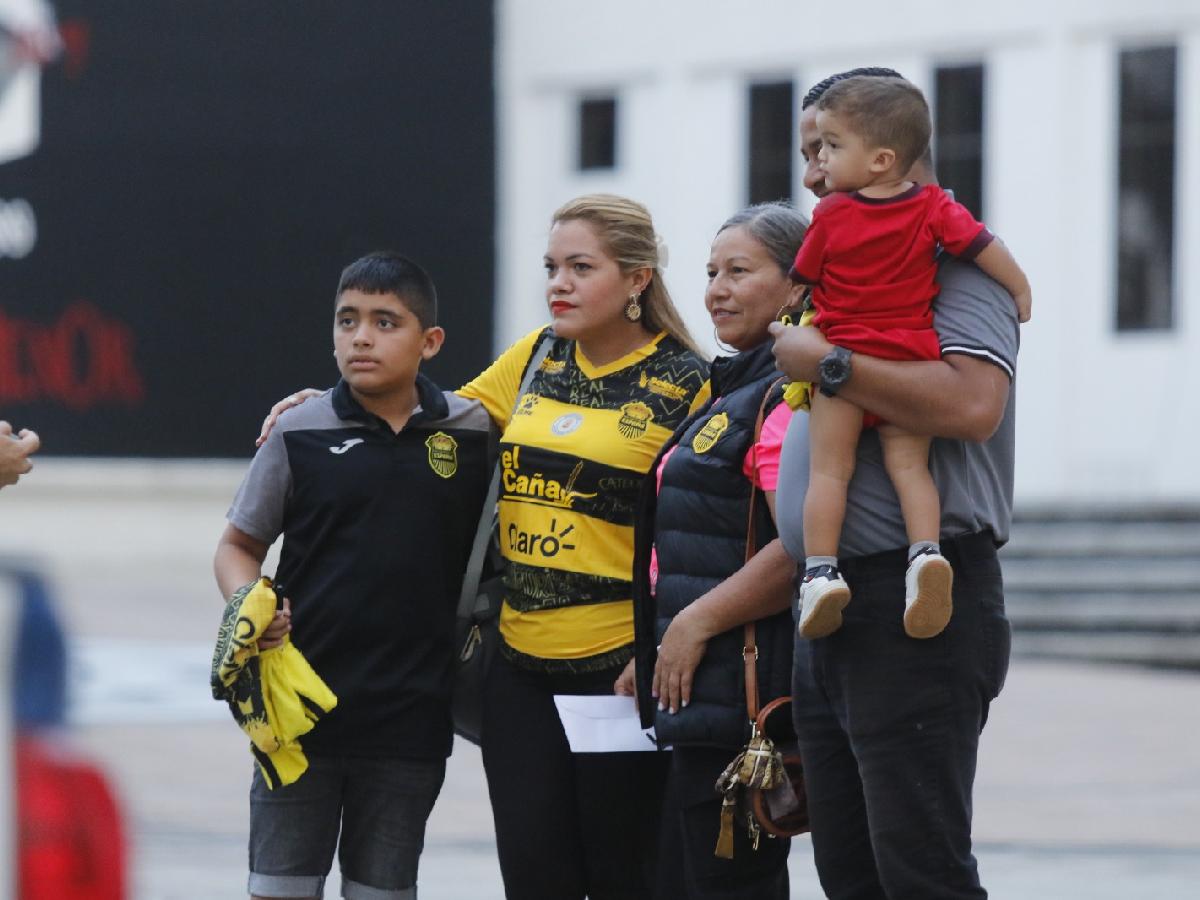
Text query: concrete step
1006 593 1200 632
1013 631 1200 669
1000 511 1200 668
1000 557 1200 593
1003 520 1200 559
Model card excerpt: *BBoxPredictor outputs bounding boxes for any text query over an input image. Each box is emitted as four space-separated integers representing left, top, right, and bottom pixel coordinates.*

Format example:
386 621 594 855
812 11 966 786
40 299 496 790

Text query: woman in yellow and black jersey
461 324 708 673
458 194 708 900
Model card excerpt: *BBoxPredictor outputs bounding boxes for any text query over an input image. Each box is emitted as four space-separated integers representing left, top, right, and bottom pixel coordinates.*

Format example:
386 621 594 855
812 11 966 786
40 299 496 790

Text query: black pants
481 651 669 900
792 532 1011 900
655 746 790 900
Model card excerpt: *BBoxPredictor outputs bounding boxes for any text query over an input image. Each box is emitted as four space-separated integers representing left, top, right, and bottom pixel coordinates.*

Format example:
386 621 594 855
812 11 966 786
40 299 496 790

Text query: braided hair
801 66 904 109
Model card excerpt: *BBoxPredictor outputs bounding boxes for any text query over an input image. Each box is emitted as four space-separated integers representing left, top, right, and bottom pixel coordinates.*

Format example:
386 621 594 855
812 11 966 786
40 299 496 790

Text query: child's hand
258 596 292 650
1014 290 1032 324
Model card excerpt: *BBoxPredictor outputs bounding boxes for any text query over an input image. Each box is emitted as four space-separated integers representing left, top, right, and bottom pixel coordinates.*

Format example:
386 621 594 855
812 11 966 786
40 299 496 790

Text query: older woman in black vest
617 202 807 899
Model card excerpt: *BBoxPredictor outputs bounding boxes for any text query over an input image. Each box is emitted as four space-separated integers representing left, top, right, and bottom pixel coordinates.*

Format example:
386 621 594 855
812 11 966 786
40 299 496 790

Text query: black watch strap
818 346 852 398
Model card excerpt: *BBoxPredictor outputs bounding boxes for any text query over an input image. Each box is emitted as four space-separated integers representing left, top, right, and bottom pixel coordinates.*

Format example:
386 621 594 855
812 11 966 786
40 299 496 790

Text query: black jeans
481 651 669 900
655 746 790 900
792 532 1011 900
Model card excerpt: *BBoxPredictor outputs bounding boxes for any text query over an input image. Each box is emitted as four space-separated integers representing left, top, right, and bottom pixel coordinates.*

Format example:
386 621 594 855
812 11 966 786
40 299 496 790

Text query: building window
1116 45 1176 332
933 64 985 220
578 97 617 171
747 81 793 203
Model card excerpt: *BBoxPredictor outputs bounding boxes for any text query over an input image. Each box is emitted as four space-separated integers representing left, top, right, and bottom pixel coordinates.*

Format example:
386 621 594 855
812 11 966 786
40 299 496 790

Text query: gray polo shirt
776 258 1020 560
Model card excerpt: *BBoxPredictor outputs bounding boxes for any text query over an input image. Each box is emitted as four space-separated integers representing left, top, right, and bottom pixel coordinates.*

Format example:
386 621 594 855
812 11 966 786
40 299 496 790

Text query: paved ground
5 461 1200 898
71 649 1200 900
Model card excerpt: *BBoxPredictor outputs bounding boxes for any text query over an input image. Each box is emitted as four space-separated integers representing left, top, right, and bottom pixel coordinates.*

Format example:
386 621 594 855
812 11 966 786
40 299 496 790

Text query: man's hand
0 421 40 488
768 321 832 383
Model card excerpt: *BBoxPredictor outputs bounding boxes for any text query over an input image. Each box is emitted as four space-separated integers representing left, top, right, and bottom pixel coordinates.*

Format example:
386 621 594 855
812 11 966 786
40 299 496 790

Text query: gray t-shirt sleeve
928 258 1020 545
933 258 1019 378
227 427 292 544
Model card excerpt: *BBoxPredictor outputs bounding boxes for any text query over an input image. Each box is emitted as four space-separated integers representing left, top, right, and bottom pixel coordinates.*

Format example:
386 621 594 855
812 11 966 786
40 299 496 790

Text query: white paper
553 694 660 753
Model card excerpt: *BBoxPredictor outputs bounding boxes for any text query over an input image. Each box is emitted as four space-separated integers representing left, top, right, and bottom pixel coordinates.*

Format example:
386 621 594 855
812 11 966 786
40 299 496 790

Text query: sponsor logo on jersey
539 357 565 375
507 517 576 558
617 401 654 439
425 431 458 478
638 370 689 402
692 412 729 454
501 449 595 508
514 393 539 416
329 437 364 455
551 412 583 436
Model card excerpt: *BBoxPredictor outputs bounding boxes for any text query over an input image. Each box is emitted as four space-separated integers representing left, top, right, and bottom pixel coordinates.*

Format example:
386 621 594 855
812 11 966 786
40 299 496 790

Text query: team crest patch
692 412 729 454
617 401 654 439
425 432 458 478
551 413 584 436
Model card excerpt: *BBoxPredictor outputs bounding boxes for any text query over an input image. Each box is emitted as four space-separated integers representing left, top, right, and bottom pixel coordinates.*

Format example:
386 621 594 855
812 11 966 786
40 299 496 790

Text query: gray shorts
248 753 446 899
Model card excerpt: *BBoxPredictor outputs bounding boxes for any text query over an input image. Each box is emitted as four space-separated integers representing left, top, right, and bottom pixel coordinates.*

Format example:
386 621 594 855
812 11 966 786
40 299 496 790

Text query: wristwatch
817 346 853 397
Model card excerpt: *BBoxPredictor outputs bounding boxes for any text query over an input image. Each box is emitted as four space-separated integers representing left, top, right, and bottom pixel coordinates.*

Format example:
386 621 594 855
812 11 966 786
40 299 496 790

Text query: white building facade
495 0 1200 508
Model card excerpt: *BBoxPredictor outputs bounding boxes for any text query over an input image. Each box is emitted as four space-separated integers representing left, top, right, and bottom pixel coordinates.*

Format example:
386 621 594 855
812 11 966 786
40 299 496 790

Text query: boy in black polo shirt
214 251 491 900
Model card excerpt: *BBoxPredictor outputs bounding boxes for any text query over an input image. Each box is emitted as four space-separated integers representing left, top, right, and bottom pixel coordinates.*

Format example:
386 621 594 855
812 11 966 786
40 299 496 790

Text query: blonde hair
551 194 703 357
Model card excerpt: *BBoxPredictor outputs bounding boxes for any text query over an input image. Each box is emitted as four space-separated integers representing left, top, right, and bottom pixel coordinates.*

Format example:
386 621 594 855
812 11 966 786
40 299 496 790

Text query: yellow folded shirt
261 637 338 745
252 636 338 789
210 578 337 789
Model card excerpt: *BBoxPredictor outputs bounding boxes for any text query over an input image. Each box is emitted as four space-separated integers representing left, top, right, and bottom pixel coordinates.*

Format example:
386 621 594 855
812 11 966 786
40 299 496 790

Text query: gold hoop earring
777 285 814 326
624 293 643 322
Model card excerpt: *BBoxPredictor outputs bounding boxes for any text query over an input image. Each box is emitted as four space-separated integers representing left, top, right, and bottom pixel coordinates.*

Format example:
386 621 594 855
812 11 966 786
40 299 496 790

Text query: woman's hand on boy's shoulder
256 389 323 447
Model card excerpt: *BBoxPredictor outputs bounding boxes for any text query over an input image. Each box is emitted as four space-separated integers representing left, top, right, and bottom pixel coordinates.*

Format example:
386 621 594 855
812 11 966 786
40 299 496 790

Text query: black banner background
0 1 495 456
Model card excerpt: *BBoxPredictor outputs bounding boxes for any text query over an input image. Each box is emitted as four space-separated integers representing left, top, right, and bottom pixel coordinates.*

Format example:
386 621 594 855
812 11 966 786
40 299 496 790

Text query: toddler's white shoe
903 550 953 639
798 565 851 639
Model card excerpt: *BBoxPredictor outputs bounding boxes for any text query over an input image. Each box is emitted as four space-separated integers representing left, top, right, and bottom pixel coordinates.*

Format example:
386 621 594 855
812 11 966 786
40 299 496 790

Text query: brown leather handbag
713 379 810 858
749 695 809 838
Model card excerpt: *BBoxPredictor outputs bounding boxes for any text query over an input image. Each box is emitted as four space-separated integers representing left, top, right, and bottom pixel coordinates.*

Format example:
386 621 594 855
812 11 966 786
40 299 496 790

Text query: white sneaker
903 550 953 639
797 565 851 639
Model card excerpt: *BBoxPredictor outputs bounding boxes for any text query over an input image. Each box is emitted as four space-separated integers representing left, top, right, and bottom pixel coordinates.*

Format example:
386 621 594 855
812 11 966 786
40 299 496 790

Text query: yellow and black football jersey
458 327 710 672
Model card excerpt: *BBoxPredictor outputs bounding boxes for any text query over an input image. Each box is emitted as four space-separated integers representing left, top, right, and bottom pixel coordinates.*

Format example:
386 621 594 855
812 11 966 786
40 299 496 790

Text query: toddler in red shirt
790 75 1030 641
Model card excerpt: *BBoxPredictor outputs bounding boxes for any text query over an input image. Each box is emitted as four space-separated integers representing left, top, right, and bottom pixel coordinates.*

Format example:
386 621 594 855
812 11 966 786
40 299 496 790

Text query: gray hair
716 202 809 273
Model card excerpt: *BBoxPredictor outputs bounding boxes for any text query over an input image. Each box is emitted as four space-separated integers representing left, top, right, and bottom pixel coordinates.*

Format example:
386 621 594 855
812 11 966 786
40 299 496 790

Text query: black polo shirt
228 375 492 759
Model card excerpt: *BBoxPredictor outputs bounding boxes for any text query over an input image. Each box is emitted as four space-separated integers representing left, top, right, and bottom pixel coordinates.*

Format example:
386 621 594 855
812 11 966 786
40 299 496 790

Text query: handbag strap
742 377 786 722
456 332 553 620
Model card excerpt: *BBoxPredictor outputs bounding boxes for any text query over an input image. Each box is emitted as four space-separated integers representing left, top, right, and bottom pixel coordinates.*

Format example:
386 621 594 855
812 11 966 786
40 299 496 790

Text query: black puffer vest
633 342 794 750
